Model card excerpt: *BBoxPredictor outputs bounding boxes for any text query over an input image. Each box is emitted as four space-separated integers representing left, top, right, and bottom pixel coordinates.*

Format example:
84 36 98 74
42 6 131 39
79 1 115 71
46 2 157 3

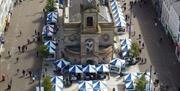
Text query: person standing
18 46 21 52
16 57 19 63
19 30 22 36
35 29 37 35
17 69 20 74
8 51 11 57
22 70 25 76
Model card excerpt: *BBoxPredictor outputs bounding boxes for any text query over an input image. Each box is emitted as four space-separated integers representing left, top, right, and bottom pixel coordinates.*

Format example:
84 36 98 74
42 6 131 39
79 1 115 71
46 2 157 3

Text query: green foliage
43 76 52 91
135 74 148 91
45 0 56 12
38 45 49 58
129 42 140 58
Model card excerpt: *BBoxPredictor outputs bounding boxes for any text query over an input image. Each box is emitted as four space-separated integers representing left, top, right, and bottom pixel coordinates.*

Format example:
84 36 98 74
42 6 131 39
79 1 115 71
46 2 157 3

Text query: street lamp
149 65 152 91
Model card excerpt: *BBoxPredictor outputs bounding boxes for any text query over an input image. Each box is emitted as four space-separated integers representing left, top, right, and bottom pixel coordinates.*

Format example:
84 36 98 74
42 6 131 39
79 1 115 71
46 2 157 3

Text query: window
87 17 93 26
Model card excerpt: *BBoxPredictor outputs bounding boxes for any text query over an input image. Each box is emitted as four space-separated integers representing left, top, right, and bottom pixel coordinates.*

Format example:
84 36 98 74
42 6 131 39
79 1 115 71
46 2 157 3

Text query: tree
43 76 52 91
128 42 140 58
38 45 49 58
135 74 148 91
45 0 56 12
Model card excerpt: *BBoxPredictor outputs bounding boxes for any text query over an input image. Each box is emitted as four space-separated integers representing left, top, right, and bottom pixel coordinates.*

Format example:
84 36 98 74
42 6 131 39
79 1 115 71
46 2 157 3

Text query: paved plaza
0 0 180 91
0 0 46 91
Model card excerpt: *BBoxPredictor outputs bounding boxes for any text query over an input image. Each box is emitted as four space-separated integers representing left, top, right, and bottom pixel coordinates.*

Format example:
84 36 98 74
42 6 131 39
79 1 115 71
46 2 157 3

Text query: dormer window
87 17 93 27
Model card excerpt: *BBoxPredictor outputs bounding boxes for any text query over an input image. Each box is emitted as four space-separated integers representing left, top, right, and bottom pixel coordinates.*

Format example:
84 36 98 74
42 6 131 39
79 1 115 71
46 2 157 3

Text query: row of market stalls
110 0 126 32
123 72 153 90
42 12 58 60
54 58 126 74
78 80 108 91
51 76 63 91
120 39 132 57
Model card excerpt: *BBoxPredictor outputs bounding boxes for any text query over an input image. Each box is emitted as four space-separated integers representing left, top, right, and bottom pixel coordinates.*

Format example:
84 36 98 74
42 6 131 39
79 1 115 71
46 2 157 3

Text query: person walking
139 34 141 39
1 74 5 81
29 71 32 77
7 84 11 90
27 39 30 44
35 29 37 35
18 46 21 52
19 30 22 36
142 43 144 49
22 70 25 76
8 51 11 57
22 45 25 52
25 45 27 51
32 75 35 83
36 51 39 57
16 57 19 63
17 69 20 74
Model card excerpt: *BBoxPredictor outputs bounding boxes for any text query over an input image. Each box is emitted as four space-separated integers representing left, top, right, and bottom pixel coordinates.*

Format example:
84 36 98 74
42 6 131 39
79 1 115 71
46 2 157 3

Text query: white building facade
161 0 177 39
168 1 180 61
0 0 14 37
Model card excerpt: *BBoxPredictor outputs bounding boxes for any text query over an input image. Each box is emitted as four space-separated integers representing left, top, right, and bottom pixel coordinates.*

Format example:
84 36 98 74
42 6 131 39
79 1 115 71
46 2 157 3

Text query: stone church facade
62 0 115 64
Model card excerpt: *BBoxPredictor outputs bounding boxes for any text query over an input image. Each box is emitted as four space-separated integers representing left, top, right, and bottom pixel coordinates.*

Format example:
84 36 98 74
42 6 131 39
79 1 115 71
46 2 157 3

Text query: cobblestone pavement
0 0 46 91
122 0 180 91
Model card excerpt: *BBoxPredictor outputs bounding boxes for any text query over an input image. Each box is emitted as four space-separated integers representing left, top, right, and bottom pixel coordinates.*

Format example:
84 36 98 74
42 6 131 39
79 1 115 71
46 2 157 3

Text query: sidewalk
123 0 180 91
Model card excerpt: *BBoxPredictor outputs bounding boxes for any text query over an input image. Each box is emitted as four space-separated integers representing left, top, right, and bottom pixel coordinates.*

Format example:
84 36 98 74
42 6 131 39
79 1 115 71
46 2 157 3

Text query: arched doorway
86 60 96 65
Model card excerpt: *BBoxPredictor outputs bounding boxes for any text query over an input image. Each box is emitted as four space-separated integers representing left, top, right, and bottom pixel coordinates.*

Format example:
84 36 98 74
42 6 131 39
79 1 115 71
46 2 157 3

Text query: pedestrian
19 30 22 36
22 45 24 52
18 46 21 52
25 45 27 51
22 70 25 76
32 76 35 83
17 69 20 74
10 78 12 85
27 39 30 44
8 51 11 57
29 71 32 77
139 34 141 39
7 84 11 90
139 40 141 45
142 43 144 49
35 29 37 35
159 37 163 43
139 49 142 53
144 58 147 64
154 22 157 26
37 32 40 36
16 57 19 63
36 51 39 57
1 74 5 81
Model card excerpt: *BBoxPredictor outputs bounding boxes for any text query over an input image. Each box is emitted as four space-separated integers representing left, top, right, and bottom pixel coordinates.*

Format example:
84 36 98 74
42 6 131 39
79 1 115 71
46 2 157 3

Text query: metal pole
129 0 133 38
149 65 152 91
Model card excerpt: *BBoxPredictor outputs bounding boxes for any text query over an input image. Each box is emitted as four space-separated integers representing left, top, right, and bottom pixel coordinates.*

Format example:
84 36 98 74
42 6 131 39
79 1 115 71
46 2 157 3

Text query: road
125 0 180 91
0 0 46 91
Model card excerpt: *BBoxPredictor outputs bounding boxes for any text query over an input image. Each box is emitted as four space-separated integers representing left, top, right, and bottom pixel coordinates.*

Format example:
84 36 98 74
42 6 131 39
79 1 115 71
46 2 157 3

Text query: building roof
67 0 112 23
172 1 180 17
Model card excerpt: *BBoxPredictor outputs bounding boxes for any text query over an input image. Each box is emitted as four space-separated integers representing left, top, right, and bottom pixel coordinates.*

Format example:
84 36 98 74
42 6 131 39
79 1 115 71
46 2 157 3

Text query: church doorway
86 60 96 65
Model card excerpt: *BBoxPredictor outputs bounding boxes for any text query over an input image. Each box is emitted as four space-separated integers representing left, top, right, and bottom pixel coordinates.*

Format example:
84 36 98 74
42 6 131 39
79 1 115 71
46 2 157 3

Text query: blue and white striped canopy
51 76 63 91
69 65 82 74
120 39 132 46
111 0 126 27
47 12 58 23
93 80 107 90
52 84 63 91
42 25 54 36
96 64 109 73
79 81 93 90
125 81 134 89
44 41 56 54
110 58 125 68
54 59 70 69
82 65 97 73
124 73 137 82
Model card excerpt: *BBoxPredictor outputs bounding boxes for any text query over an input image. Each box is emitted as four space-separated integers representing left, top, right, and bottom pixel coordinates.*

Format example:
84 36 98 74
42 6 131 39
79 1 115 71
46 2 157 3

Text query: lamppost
129 0 133 39
149 65 152 91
